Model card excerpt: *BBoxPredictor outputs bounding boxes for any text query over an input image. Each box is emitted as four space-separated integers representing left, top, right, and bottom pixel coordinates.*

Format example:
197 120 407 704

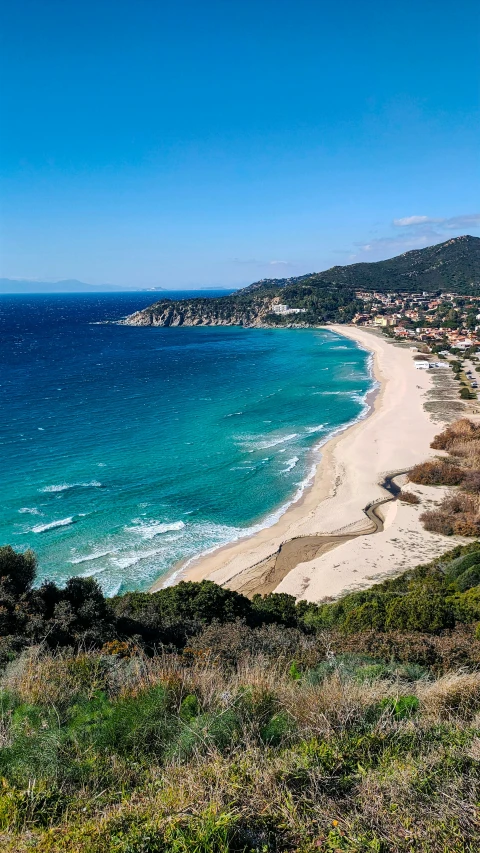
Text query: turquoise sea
0 294 373 595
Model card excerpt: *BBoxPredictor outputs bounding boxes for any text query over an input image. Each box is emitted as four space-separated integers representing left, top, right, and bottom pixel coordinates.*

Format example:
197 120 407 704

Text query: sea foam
31 517 75 533
125 520 185 540
40 481 102 493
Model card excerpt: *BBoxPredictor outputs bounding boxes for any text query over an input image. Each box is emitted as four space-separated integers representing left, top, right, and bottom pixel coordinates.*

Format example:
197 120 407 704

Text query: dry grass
1 646 479 852
0 650 480 853
418 671 480 721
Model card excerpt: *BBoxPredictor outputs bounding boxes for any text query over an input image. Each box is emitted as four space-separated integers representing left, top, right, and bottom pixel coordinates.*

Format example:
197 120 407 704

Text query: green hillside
246 234 480 296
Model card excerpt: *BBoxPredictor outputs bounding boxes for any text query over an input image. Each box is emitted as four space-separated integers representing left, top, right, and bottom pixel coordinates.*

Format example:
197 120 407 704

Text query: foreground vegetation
1 643 479 852
1 537 480 850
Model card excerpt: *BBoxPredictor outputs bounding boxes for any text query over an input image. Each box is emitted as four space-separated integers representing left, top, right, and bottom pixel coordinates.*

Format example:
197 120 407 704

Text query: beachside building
272 304 307 315
373 315 397 327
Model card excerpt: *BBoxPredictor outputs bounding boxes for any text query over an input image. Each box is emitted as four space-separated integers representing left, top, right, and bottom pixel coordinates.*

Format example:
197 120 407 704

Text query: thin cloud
351 229 447 260
348 213 480 262
443 213 480 229
393 213 480 230
393 215 436 227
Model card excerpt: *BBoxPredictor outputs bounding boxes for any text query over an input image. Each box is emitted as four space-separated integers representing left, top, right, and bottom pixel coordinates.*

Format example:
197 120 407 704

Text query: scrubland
1 534 480 850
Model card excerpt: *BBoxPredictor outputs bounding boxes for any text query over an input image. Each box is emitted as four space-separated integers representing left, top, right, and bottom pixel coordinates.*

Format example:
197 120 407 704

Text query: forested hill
124 235 480 328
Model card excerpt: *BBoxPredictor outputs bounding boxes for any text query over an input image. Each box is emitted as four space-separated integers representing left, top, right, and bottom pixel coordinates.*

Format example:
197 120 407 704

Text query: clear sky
1 0 479 289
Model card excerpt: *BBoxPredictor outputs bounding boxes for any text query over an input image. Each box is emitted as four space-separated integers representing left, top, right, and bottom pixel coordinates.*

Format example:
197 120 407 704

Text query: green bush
260 711 295 746
448 586 480 623
172 709 242 761
454 565 480 592
443 551 480 580
384 582 454 633
180 693 200 722
378 695 420 720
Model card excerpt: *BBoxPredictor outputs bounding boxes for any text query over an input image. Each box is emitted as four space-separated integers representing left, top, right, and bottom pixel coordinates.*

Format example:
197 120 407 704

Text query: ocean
0 293 373 595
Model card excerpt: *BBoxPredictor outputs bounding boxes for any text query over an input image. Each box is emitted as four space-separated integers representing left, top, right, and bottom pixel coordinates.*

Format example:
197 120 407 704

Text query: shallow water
0 293 372 595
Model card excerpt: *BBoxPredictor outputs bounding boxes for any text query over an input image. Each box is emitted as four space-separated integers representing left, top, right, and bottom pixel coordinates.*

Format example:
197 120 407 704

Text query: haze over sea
1 293 373 595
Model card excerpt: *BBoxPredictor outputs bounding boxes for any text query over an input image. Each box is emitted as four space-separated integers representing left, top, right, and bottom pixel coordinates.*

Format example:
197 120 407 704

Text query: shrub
452 516 480 536
461 469 480 492
409 460 464 486
443 550 480 580
398 490 420 504
420 510 454 535
454 565 480 592
343 599 387 633
0 547 36 596
384 582 455 633
448 586 480 623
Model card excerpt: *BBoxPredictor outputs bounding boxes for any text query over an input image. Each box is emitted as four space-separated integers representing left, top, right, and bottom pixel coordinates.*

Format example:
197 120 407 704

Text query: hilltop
124 235 480 327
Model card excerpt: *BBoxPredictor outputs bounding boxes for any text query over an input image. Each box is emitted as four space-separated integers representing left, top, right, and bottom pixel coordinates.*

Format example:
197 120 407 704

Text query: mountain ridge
124 235 480 328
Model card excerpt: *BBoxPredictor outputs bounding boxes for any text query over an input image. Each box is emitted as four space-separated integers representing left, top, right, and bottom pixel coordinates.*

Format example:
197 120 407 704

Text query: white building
272 304 307 315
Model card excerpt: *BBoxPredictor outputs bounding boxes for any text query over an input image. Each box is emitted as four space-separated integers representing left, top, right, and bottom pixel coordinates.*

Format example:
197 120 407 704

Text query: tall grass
0 645 479 852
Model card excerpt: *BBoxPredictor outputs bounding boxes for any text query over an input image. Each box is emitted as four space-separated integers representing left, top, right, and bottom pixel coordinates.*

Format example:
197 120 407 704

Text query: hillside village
352 290 480 352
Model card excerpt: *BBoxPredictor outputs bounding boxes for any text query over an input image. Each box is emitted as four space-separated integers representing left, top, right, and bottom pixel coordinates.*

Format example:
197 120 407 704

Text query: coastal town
352 290 480 352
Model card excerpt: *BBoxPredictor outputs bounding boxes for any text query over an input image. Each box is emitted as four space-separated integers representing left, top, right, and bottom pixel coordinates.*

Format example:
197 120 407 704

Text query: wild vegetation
1 539 480 850
409 419 480 536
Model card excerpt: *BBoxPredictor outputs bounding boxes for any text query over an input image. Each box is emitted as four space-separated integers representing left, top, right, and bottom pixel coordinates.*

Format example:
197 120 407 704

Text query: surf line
220 469 410 598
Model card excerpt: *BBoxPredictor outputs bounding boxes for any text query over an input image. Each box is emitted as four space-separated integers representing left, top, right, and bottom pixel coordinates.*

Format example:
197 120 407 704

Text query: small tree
0 546 36 596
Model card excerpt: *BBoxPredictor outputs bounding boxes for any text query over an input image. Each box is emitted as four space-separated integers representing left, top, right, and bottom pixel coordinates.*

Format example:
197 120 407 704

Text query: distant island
0 278 167 294
124 235 480 328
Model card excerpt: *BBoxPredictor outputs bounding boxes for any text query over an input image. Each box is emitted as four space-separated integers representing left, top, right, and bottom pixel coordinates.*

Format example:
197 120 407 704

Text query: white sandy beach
152 325 466 600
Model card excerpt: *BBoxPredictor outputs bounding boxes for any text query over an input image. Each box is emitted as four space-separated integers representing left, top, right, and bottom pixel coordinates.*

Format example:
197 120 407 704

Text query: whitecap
69 549 116 565
124 520 185 540
40 481 103 493
31 517 75 533
304 424 326 434
18 507 42 515
239 432 299 451
111 548 164 570
282 456 299 473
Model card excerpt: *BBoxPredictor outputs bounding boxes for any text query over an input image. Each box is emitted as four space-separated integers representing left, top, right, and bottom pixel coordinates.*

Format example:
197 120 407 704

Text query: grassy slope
0 645 479 852
1 540 480 851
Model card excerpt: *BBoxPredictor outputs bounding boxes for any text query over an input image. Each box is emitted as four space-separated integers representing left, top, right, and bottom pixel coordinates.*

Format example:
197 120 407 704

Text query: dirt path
223 471 407 597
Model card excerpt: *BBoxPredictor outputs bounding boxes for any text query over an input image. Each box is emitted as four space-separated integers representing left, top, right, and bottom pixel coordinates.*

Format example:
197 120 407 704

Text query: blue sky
1 0 479 288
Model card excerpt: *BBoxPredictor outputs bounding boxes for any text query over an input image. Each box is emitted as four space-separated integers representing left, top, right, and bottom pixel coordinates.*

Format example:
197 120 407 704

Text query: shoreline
151 324 465 601
151 326 386 594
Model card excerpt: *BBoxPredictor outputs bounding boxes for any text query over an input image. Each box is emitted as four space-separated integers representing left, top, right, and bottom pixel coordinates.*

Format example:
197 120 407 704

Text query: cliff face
123 295 282 328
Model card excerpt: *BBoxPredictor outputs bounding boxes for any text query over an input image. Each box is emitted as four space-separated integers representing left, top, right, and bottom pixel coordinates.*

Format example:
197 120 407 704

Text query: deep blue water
0 293 373 595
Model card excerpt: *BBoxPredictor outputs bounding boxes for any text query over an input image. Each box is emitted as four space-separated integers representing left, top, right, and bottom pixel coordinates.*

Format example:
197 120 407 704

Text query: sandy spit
151 325 464 600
